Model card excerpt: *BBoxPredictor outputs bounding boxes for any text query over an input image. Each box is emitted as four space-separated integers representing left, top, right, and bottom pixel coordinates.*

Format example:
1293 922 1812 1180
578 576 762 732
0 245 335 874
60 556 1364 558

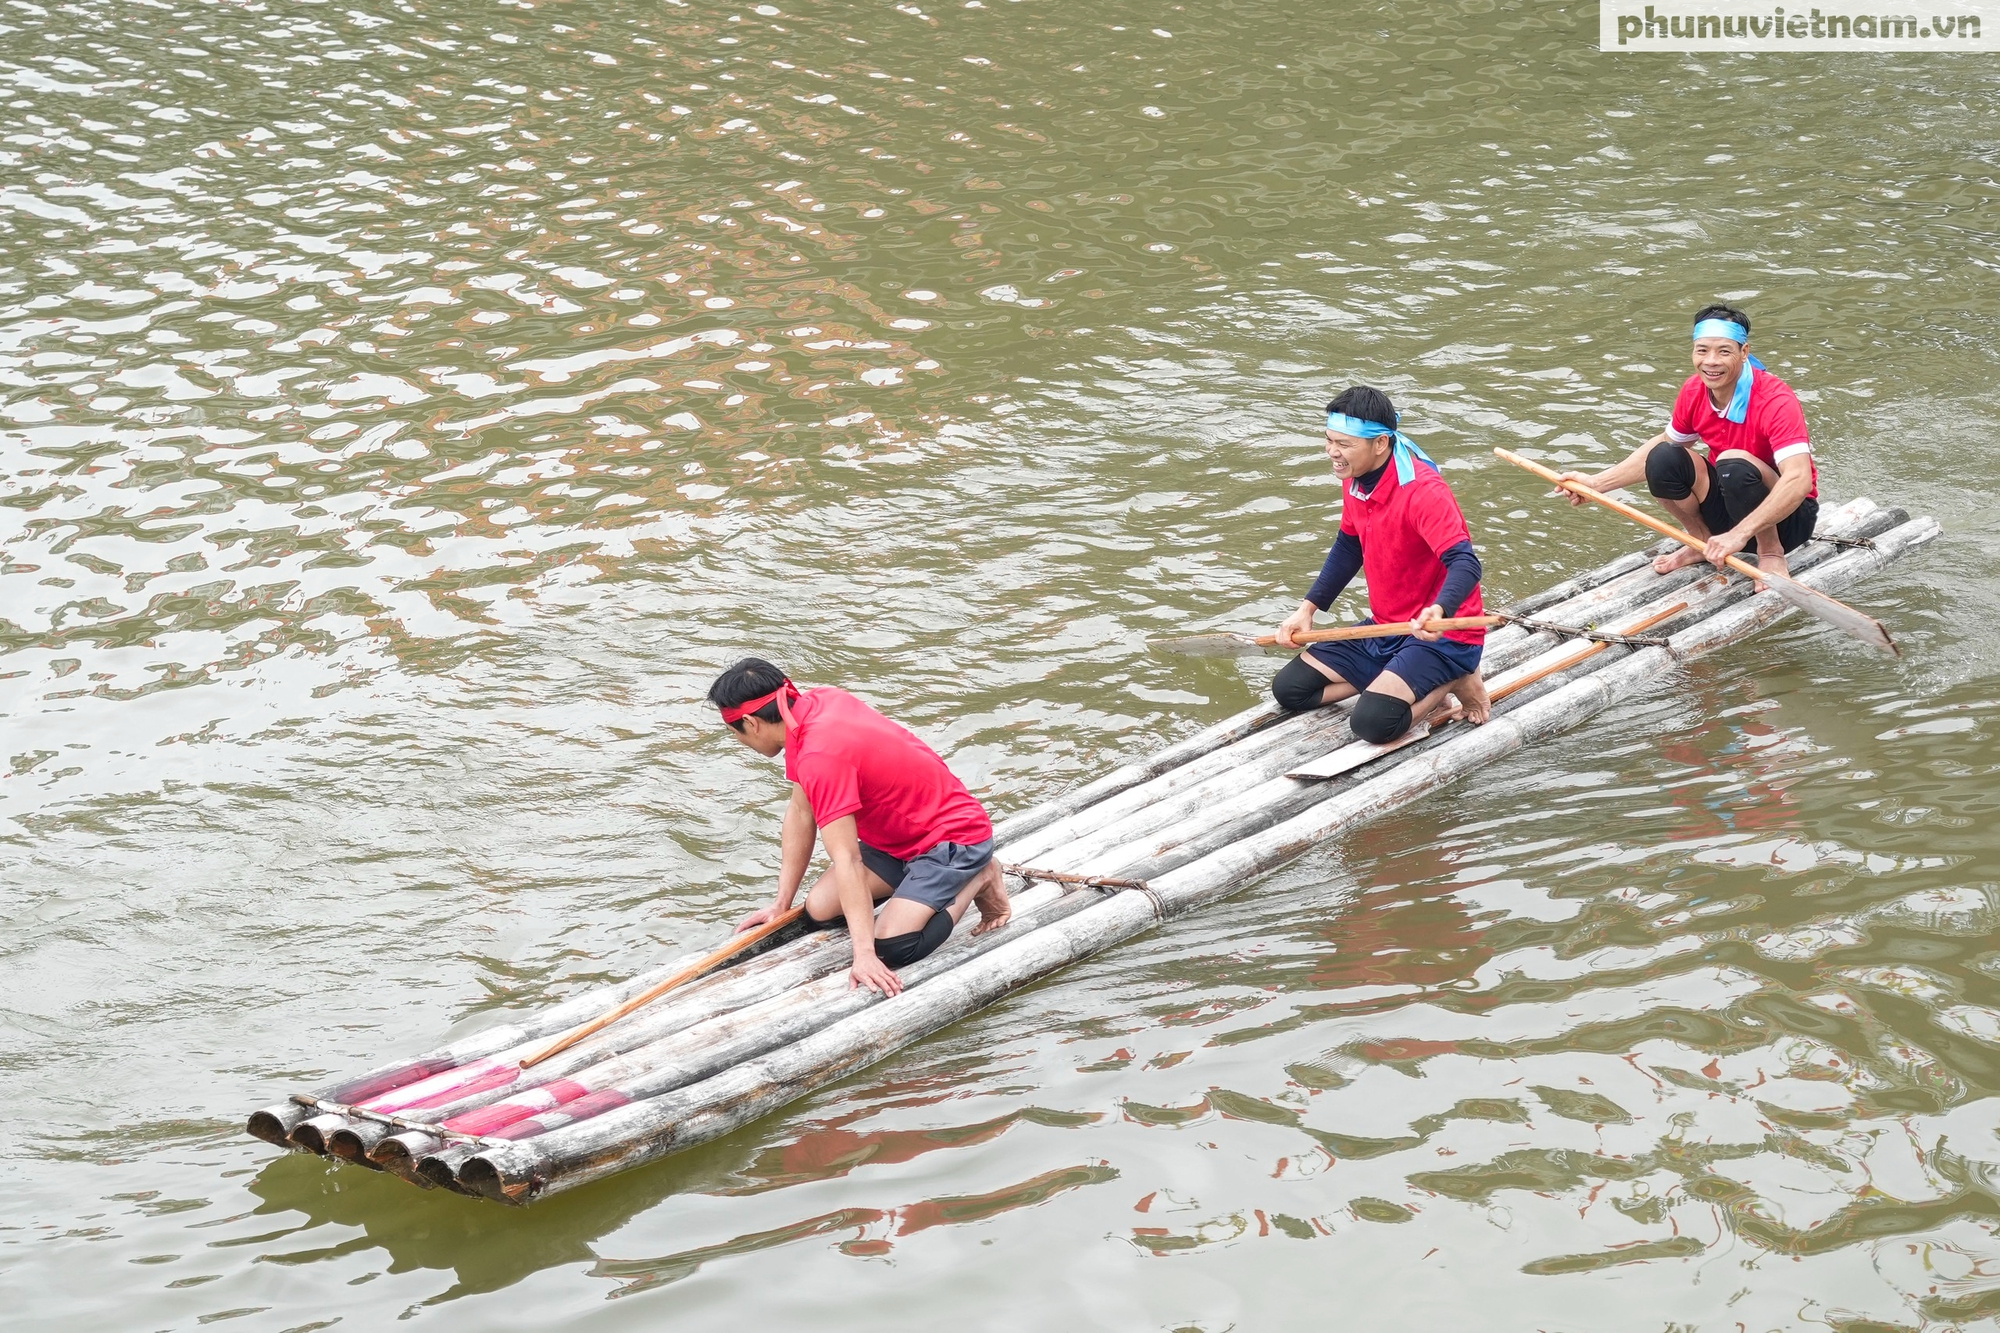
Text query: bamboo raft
246 498 1938 1204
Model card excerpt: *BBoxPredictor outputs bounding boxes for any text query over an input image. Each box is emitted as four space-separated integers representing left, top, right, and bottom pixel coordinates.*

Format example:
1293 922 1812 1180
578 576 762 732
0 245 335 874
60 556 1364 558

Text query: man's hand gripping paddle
1494 448 1897 656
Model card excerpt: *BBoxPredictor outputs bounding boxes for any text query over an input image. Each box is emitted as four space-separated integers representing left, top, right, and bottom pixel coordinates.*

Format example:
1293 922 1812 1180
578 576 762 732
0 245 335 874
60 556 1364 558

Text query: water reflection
594 1162 1117 1296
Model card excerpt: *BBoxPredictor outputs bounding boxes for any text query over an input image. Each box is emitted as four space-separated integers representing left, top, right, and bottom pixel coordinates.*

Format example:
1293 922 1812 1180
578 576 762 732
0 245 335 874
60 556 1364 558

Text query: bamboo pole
247 1100 322 1149
350 933 863 1117
523 906 808 1068
287 1113 349 1156
382 880 1072 1140
1155 615 1503 657
302 881 1062 1173
246 933 773 1144
451 515 1936 1203
1022 504 1883 879
351 878 1073 1150
325 1119 392 1168
997 540 1720 865
997 702 1360 866
1064 601 1701 886
413 886 1113 1163
987 541 1682 846
371 1130 446 1185
1083 504 1902 886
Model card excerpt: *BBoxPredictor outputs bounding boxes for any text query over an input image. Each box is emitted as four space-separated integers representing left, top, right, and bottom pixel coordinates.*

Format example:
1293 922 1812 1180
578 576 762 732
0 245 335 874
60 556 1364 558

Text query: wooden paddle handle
520 905 806 1068
1493 448 1769 584
1260 615 1501 648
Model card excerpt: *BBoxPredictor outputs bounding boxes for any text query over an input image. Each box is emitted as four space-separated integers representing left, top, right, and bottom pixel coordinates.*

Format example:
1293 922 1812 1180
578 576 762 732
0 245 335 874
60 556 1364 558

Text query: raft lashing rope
246 498 1939 1203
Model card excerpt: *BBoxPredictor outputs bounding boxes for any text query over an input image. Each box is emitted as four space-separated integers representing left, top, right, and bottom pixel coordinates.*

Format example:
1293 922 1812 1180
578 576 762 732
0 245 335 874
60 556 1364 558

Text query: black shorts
859 837 993 913
1307 630 1482 700
1692 455 1819 553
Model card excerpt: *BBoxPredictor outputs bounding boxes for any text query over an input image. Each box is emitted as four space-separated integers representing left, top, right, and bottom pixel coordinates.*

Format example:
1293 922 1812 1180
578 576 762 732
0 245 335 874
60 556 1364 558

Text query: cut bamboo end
326 1120 391 1168
455 1153 532 1205
246 1101 316 1148
369 1129 444 1187
417 1145 480 1193
288 1112 348 1157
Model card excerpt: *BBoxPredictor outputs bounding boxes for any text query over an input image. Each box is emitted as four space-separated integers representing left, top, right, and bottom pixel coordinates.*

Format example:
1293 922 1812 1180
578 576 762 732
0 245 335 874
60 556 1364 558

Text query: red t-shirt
1338 465 1486 645
1666 367 1818 498
782 687 993 860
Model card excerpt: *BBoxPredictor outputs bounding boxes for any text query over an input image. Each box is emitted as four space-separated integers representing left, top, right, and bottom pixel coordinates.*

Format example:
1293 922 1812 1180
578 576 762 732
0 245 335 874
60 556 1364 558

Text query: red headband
721 680 799 725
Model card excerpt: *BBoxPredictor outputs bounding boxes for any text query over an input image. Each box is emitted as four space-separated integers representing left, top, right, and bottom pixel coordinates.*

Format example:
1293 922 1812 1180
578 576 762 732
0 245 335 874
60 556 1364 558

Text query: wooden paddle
1153 614 1503 658
520 905 806 1068
1494 448 1898 656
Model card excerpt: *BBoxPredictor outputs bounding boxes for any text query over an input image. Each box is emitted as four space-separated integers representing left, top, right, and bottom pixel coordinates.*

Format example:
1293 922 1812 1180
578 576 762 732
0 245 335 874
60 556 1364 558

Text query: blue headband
1690 320 1764 423
1692 318 1749 344
1325 412 1437 486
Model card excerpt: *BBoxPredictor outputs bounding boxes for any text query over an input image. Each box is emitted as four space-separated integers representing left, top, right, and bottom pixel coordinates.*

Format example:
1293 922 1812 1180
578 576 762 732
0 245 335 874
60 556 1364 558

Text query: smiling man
711 658 1010 997
1270 385 1491 742
1561 303 1819 575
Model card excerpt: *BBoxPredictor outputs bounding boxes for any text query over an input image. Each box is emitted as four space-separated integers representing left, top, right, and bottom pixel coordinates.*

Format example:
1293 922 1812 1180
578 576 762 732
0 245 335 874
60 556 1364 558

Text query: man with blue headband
1560 303 1819 576
1271 385 1490 744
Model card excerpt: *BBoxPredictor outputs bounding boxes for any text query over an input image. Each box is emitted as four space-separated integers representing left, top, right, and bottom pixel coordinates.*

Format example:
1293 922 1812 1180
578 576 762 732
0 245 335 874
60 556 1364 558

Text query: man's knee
1272 656 1332 712
1712 455 1769 515
1644 441 1698 500
876 909 953 968
1350 691 1413 745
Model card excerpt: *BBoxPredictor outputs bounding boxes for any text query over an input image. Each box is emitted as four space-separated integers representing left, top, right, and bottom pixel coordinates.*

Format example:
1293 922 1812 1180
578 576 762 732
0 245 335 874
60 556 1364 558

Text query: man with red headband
709 657 1011 997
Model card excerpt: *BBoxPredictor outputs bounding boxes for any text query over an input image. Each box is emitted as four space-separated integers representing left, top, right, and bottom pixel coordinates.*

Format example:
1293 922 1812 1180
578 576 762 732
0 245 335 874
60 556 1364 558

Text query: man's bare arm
737 785 816 932
817 815 902 997
1558 431 1672 503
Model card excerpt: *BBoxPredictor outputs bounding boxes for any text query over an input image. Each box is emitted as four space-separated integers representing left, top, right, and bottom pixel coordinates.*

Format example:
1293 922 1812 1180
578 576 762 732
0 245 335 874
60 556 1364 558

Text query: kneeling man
1561 303 1819 575
711 658 1010 996
1271 385 1491 742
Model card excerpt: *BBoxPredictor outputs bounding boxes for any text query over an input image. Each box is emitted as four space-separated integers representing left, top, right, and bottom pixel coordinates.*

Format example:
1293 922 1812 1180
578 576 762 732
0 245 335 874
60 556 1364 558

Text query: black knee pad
1272 656 1331 713
1350 691 1413 745
1711 456 1768 513
1644 441 1697 500
875 909 954 969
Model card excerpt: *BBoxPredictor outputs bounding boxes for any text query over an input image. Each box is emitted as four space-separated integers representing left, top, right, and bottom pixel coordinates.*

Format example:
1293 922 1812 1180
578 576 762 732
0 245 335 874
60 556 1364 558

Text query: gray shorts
859 837 995 915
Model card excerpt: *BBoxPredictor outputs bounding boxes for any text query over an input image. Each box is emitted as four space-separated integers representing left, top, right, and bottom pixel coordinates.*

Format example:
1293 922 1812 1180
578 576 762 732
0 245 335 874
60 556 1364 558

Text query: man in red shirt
1560 303 1819 576
710 658 1010 997
1270 385 1491 745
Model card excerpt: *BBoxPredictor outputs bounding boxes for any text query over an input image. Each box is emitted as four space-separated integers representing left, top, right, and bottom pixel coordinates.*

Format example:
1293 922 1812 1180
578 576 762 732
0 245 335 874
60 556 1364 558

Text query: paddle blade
1286 721 1435 781
1149 632 1269 658
1766 575 1899 656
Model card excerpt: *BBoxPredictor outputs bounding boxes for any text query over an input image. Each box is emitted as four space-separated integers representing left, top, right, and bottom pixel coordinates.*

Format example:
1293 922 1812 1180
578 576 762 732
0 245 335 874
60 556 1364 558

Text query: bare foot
970 874 1012 935
1756 551 1790 577
1450 672 1492 725
1652 545 1706 575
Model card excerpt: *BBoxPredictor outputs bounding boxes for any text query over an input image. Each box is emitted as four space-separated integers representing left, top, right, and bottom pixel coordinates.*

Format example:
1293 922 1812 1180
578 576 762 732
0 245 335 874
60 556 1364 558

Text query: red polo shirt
1665 367 1818 498
783 687 993 860
1338 465 1486 645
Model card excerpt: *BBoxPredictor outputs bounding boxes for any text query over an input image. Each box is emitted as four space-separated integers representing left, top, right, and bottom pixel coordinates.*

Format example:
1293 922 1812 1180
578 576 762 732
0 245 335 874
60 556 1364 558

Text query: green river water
4 1 1999 1328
